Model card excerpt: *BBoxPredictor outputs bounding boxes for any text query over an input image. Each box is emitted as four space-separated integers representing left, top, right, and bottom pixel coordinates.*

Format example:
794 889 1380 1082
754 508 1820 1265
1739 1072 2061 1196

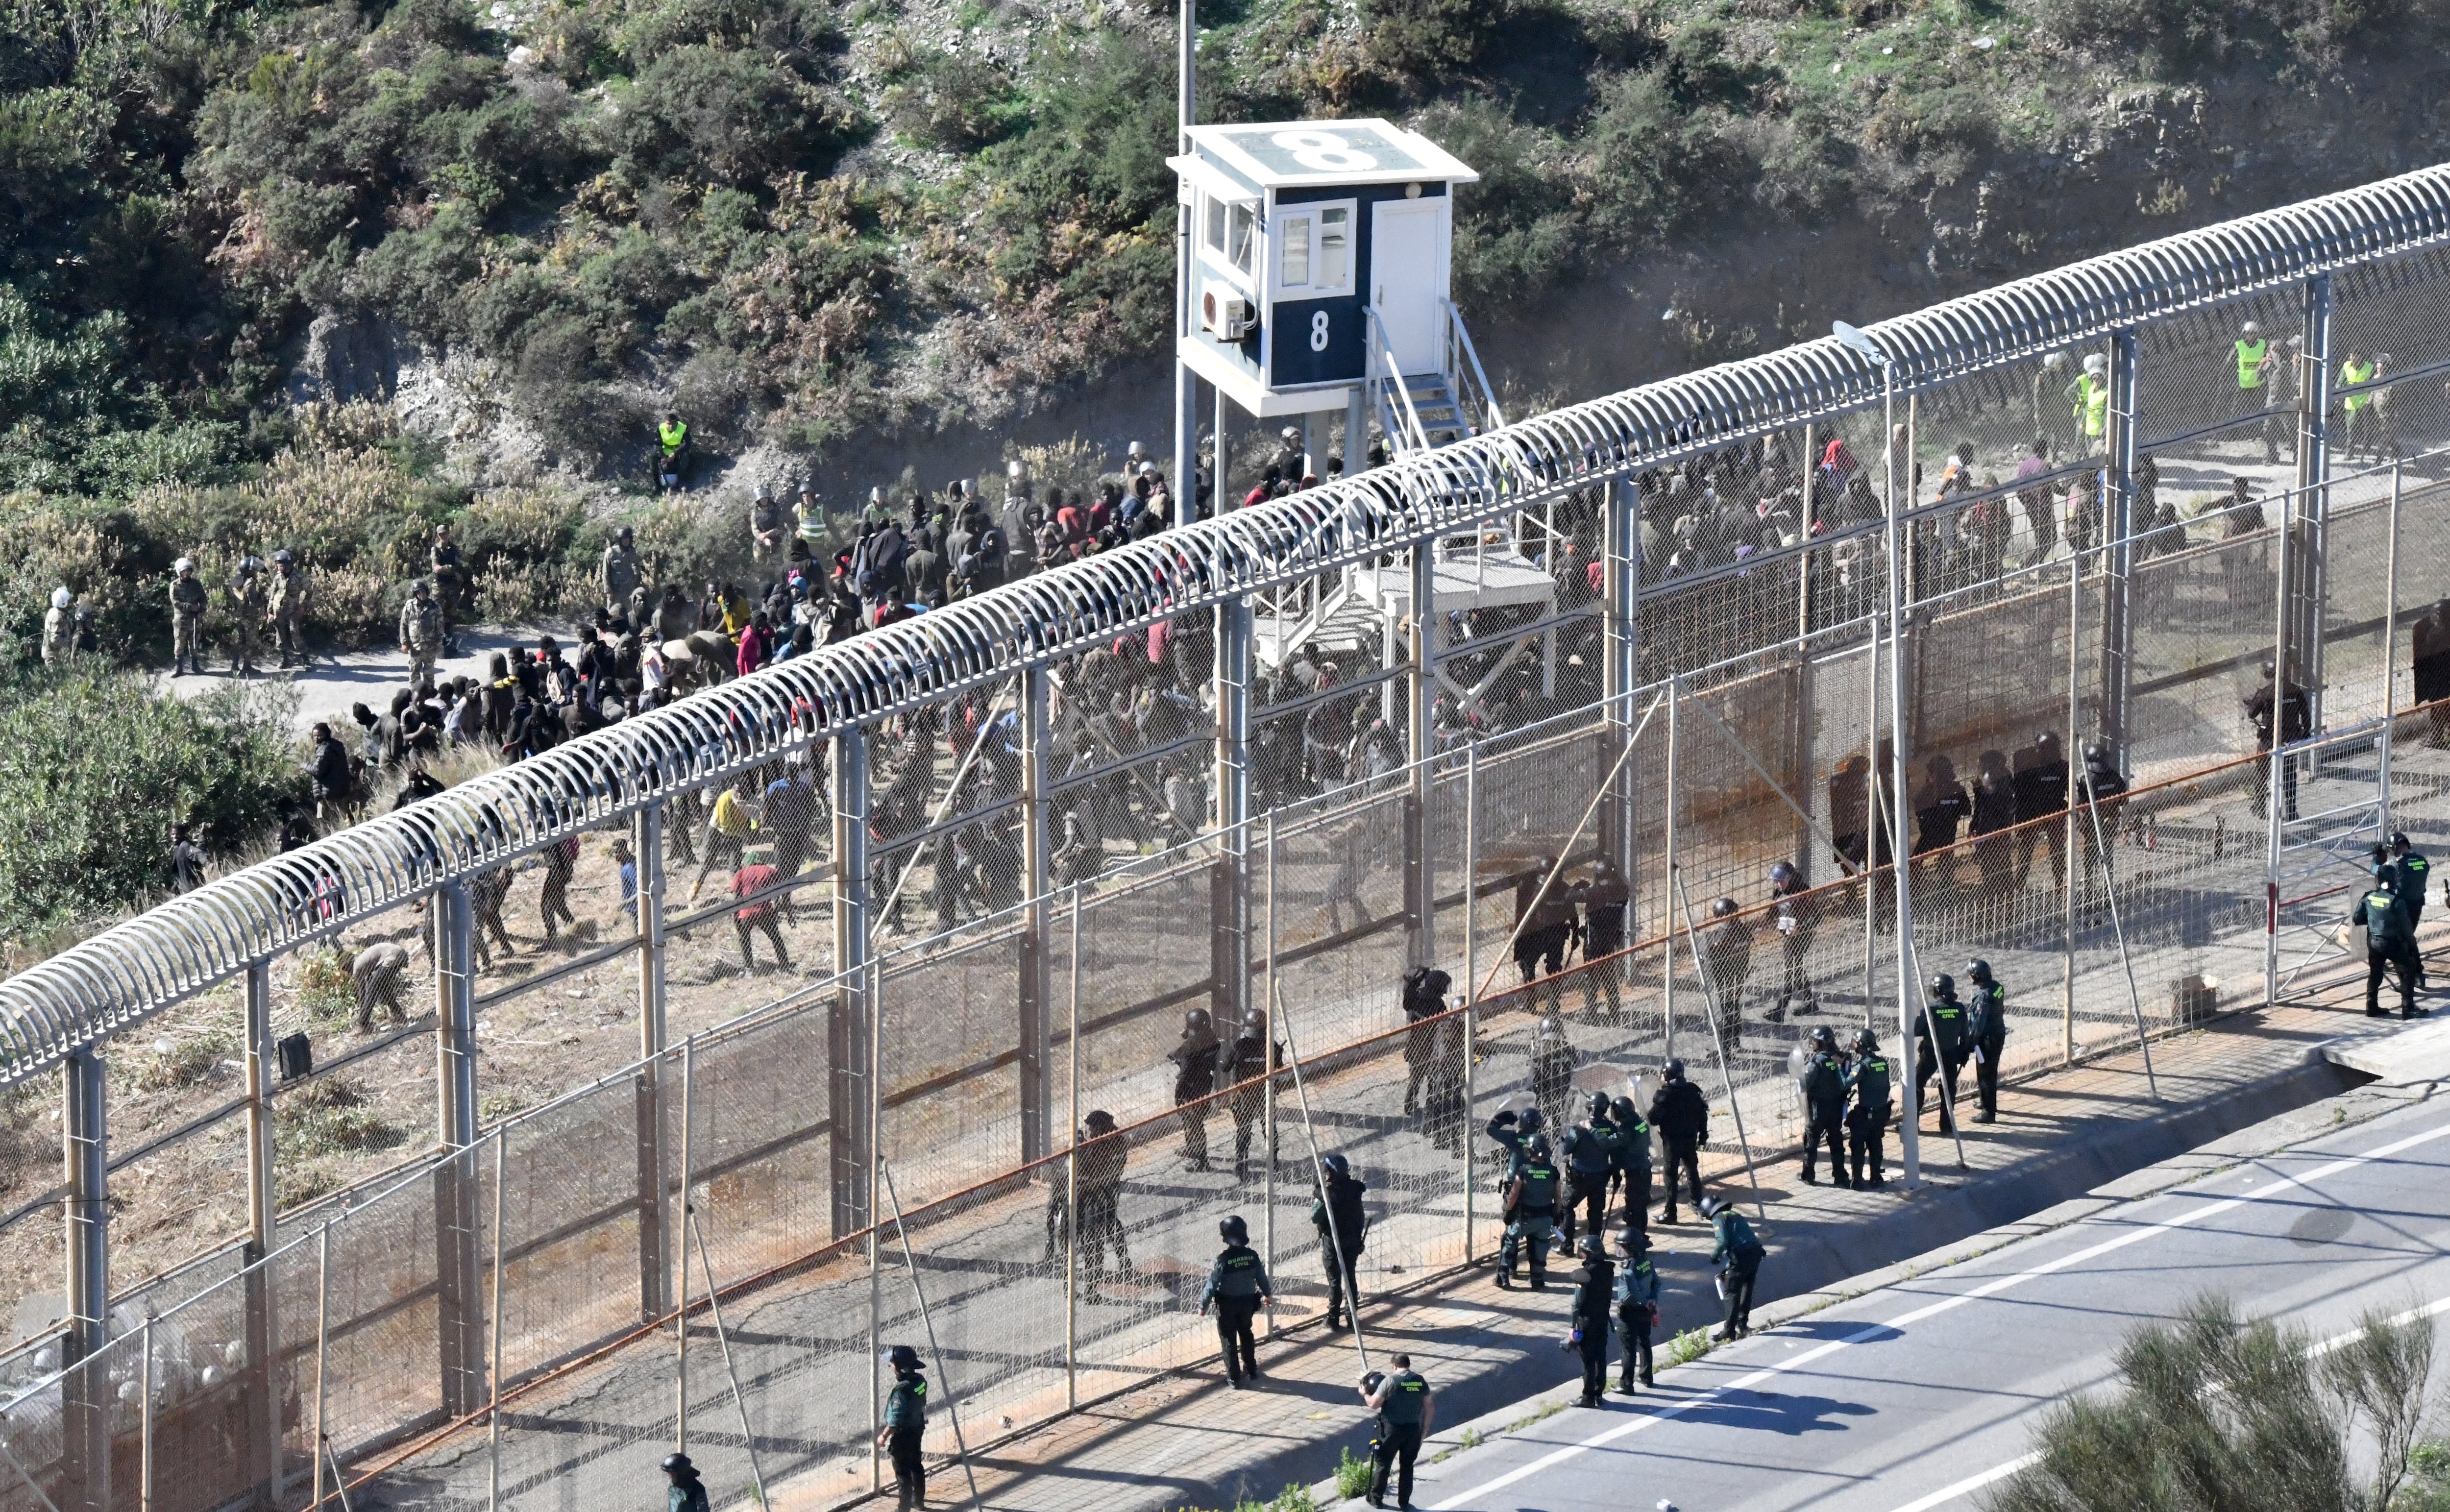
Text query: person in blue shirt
877 1343 929 1508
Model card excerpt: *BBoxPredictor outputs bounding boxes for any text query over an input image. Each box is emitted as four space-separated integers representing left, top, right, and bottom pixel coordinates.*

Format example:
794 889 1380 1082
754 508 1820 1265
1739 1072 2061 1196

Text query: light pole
1834 320 1924 1184
1173 0 1198 520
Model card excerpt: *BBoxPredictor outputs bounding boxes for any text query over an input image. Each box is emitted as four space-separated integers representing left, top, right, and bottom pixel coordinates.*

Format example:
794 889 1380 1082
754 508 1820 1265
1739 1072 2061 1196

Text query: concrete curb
1302 1070 2439 1507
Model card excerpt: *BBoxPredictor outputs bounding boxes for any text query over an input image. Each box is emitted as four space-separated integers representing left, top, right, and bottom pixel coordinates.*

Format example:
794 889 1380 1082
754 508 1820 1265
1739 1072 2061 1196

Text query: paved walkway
819 941 2426 1512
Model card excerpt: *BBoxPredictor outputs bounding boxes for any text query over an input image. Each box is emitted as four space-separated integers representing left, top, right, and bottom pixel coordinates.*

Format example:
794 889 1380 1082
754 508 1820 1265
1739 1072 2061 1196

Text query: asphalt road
1409 1094 2450 1512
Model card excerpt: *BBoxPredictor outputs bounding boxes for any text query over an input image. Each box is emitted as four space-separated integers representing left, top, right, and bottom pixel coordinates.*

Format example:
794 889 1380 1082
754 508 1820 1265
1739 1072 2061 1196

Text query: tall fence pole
1172 0 1196 516
61 1046 110 1512
2101 327 2140 753
675 1035 695 1456
1877 356 1923 1188
2379 459 2402 829
1461 740 1478 1265
139 1311 154 1512
1602 474 1640 888
487 1125 507 1512
1407 537 1439 970
312 1222 330 1511
1262 816 1279 1334
1065 880 1083 1399
1661 683 1680 1060
2265 487 2298 1006
1214 591 1254 1073
832 726 874 1240
2064 552 2082 1064
242 959 280 1507
867 955 884 1495
636 802 671 1322
433 878 484 1420
2294 273 2334 731
1021 666 1055 1164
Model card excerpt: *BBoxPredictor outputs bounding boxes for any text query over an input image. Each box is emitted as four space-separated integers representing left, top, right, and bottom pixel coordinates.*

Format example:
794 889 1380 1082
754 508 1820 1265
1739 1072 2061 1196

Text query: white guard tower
1169 119 1501 457
1173 120 1550 688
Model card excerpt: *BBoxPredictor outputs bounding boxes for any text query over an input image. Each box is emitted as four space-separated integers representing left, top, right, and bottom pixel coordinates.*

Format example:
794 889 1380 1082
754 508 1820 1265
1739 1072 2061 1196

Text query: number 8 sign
1271 130 1376 174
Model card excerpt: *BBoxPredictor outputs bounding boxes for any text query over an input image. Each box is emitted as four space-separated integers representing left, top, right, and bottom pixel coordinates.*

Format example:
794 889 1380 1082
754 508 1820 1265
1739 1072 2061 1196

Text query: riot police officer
1798 1025 1848 1186
1358 1355 1432 1510
1608 1094 1652 1234
1915 973 1970 1134
1313 1153 1369 1329
1567 1234 1614 1408
1648 1060 1708 1223
1488 1113 1560 1290
227 556 269 676
1964 959 2009 1122
1613 1226 1659 1391
270 549 310 667
877 1343 929 1509
1556 1092 1622 1251
1845 1029 1894 1189
1529 1008 1577 1134
1197 1214 1274 1387
1577 859 1631 1024
2392 830 2432 960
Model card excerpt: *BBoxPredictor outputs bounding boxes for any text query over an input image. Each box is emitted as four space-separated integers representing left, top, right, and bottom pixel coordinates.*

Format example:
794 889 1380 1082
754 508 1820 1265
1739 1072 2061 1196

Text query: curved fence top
4 164 2448 1083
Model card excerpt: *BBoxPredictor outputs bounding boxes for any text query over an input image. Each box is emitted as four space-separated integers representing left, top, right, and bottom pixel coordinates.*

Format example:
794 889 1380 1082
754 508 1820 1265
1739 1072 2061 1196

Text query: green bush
882 49 1018 152
1333 1445 1373 1500
0 670 299 937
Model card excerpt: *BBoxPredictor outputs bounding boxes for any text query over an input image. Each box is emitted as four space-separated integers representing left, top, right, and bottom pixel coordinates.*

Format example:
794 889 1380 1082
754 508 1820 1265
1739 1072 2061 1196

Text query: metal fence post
1601 475 1640 883
2064 553 2082 1064
1878 359 1924 1189
1661 685 1679 1060
1212 594 1252 1052
312 1221 331 1512
636 802 670 1322
1262 821 1278 1331
2101 326 2139 753
1021 666 1054 1162
61 1047 109 1512
676 1036 694 1456
433 878 484 1419
1461 741 1478 1264
1173 0 1196 523
1065 880 1083 1401
2294 273 2333 732
831 727 873 1240
2265 487 2298 1006
139 1310 154 1512
1345 387 1368 477
488 1126 508 1512
866 956 884 1494
242 961 280 1508
2380 459 2403 828
1406 538 1438 969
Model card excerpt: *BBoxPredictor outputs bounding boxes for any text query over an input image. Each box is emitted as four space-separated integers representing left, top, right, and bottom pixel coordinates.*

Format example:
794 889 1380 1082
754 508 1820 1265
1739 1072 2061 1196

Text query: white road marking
1886 1453 2039 1512
1425 1116 2450 1511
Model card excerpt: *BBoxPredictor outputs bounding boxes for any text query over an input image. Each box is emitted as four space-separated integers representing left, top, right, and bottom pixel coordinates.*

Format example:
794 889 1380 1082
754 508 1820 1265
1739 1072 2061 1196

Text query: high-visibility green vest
2073 374 2107 439
659 420 688 451
2236 339 2269 390
2341 359 2375 413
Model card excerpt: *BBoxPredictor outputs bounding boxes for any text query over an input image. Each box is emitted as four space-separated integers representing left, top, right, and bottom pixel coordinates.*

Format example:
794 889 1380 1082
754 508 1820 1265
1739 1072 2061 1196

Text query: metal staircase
1366 299 1504 457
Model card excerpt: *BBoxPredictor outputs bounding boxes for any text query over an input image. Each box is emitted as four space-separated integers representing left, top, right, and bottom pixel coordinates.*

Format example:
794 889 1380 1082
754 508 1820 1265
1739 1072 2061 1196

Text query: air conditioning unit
1203 288 1254 340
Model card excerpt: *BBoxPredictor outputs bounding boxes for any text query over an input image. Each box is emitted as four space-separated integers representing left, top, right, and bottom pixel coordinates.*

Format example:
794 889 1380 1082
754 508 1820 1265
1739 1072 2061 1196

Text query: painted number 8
1310 311 1332 353
1273 129 1376 173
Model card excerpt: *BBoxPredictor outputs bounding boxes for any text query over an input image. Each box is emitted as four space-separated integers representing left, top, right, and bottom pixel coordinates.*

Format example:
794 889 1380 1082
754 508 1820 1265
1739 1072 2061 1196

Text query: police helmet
616 525 634 542
1929 972 1956 996
883 1343 922 1370
1589 1092 1612 1121
1697 1195 1724 1219
1322 1153 1350 1180
1184 1007 1211 1031
1966 959 1993 986
1609 1096 1637 1124
1663 1058 1686 1082
1128 440 1150 461
239 555 260 574
2393 831 2413 852
1810 1025 1837 1051
2374 863 2395 883
1712 896 1739 918
1615 1226 1648 1255
2084 739 2113 764
272 548 294 565
49 586 72 609
2374 842 2392 866
1083 1109 1116 1132
2242 320 2263 337
662 1452 695 1474
174 557 195 574
1517 1106 1544 1133
2084 353 2107 373
1526 1133 1554 1162
2261 658 2277 680
755 485 773 502
1854 1028 1880 1054
1768 860 1798 887
1220 1214 1249 1245
1578 1233 1606 1258
412 577 431 593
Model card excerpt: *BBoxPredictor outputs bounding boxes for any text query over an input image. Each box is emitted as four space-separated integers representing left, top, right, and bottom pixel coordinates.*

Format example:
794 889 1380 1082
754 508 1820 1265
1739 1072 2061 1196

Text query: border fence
6 167 2450 1511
